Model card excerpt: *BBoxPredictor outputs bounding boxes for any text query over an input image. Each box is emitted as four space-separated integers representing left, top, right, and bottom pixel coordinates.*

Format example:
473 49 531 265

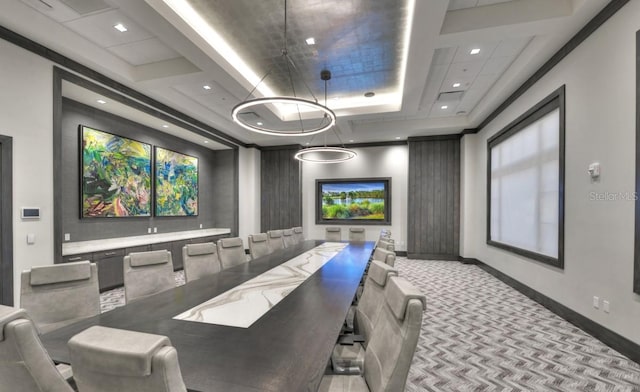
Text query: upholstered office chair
293 226 304 243
376 238 395 252
379 229 392 239
217 237 247 269
372 247 396 267
319 277 426 392
68 326 187 392
267 230 285 251
20 261 100 334
0 305 74 392
123 250 175 303
282 229 296 248
325 227 342 241
332 261 398 374
348 227 366 242
248 233 271 259
182 242 221 283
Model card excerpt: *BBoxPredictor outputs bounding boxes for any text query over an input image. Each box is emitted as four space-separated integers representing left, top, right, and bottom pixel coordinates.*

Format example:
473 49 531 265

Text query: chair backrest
68 326 187 392
0 305 74 392
248 233 271 259
124 250 175 303
372 247 396 267
292 227 304 243
348 227 366 241
325 227 342 241
20 261 100 334
363 277 426 392
267 230 285 251
282 229 296 248
217 237 247 269
379 229 392 239
182 242 221 283
376 238 395 252
355 260 398 346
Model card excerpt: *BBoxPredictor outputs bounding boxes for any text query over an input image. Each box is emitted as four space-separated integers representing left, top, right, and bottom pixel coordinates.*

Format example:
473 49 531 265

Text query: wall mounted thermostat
21 207 40 220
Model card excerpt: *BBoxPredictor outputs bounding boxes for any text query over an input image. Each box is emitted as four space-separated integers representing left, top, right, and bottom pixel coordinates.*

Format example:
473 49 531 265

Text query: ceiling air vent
437 91 465 102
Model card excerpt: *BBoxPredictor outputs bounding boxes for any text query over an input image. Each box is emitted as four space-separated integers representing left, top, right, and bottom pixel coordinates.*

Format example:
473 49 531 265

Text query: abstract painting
155 147 198 216
81 125 151 218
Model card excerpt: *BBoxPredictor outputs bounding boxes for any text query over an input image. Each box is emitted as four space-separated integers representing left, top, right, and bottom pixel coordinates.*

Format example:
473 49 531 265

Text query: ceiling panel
64 9 153 48
108 37 181 66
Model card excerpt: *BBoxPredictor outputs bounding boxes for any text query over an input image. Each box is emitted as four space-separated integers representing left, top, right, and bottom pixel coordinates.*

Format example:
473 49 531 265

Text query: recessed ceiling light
162 124 169 128
453 82 461 88
96 99 106 104
364 92 375 98
470 48 481 55
204 140 209 144
349 140 354 143
256 122 263 126
441 105 448 109
305 37 315 45
114 23 128 32
203 85 212 90
305 142 310 145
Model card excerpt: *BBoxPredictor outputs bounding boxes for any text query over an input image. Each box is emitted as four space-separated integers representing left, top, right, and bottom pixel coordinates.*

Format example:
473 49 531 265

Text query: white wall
238 146 260 245
0 39 55 304
461 1 640 344
301 145 408 250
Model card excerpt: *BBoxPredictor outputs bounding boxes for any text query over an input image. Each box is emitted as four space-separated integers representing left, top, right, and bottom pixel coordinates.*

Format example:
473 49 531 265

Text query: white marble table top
62 228 231 255
174 242 349 328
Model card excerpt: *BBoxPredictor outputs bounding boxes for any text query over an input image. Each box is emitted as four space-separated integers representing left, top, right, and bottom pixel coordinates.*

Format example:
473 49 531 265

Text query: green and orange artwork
155 147 198 216
81 126 151 217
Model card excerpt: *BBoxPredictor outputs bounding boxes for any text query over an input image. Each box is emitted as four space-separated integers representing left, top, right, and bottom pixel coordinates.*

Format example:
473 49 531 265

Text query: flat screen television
316 178 391 225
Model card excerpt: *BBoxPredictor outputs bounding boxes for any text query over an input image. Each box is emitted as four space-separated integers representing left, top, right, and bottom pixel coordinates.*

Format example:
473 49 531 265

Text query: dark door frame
0 135 13 305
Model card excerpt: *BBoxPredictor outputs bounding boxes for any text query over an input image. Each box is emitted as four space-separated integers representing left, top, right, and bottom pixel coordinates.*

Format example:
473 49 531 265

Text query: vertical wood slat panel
260 148 301 232
407 137 461 259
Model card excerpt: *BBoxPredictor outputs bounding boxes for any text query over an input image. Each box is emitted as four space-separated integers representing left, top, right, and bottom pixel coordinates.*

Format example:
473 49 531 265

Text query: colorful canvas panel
316 178 391 225
155 147 199 216
81 126 152 217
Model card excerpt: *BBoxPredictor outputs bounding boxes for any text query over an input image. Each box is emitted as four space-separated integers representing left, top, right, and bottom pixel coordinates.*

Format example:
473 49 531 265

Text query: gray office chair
319 277 426 391
379 229 392 239
326 227 342 241
372 247 396 267
293 226 304 243
248 233 271 260
124 250 175 303
332 260 398 374
267 230 285 251
348 227 366 241
20 261 100 334
182 242 221 283
217 237 247 269
282 229 296 248
376 238 395 252
68 326 187 392
0 305 74 392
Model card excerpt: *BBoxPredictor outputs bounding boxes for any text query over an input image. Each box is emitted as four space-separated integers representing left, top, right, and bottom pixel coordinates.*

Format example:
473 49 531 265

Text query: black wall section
260 146 302 232
407 136 461 260
0 135 13 306
60 98 235 243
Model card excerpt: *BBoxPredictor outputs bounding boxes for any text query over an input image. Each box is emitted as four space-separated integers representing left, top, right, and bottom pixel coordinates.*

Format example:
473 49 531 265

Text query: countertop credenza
59 229 231 292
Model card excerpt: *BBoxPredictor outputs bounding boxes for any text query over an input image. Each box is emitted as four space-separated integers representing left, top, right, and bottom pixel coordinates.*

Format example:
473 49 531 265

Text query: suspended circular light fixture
295 70 357 163
294 146 357 163
231 0 335 137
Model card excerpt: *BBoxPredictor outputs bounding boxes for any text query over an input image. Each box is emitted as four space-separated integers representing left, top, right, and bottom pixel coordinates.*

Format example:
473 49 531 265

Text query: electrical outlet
147 228 151 234
153 227 158 233
64 233 70 241
603 300 610 313
200 224 203 229
593 296 600 309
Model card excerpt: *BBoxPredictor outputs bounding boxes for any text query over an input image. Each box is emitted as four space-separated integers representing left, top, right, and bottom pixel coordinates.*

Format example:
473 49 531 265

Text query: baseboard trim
458 257 480 265
475 260 640 365
407 253 459 261
396 251 407 257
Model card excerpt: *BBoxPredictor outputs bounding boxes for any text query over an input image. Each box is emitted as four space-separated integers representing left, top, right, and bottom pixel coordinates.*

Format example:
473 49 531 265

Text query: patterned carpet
99 258 640 391
395 258 640 392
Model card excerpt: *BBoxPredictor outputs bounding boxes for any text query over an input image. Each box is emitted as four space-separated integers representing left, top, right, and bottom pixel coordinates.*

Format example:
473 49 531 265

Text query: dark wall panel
408 137 460 259
61 98 236 242
260 147 301 231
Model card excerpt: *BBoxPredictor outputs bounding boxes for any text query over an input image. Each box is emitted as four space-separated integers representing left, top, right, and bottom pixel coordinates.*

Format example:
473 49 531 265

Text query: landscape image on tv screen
320 181 386 221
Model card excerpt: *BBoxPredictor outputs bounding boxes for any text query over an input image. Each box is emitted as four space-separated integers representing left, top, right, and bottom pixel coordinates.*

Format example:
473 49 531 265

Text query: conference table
41 240 374 392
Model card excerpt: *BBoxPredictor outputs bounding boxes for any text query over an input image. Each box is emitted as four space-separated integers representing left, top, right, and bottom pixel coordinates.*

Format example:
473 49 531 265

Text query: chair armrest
338 334 365 345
